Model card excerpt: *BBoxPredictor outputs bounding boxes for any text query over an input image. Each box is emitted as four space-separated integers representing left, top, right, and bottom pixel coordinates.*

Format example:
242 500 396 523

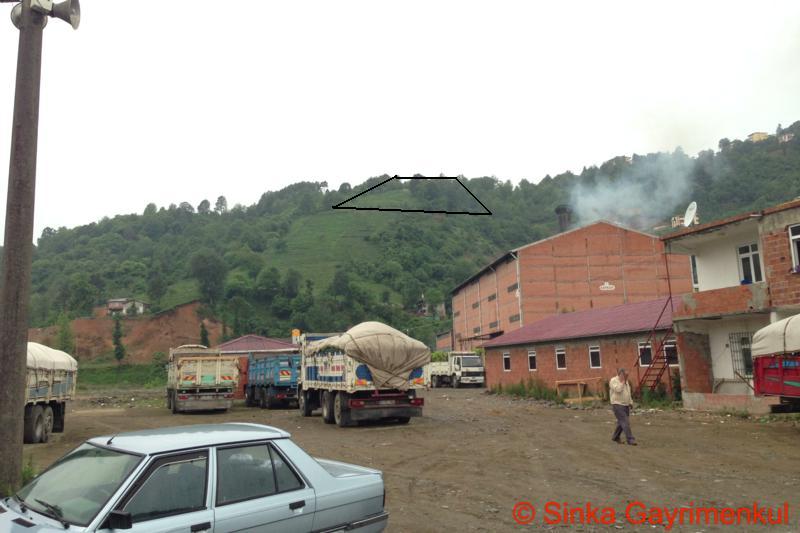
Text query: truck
752 315 800 406
24 342 77 443
428 351 485 388
244 349 302 409
166 344 240 413
298 321 431 427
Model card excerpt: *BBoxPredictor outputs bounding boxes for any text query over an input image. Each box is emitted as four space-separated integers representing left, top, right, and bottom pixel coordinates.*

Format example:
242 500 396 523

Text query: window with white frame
663 341 679 366
502 352 511 372
690 255 699 290
555 346 566 369
638 342 653 366
528 350 537 371
589 346 601 368
790 225 800 270
737 243 763 283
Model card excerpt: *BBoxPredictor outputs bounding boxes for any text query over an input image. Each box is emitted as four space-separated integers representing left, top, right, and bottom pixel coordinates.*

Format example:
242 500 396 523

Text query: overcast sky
0 0 799 241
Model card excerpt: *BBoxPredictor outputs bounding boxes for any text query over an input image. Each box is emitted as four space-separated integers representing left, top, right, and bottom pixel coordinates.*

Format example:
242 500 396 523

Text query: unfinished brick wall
676 331 713 393
672 283 770 320
762 226 800 309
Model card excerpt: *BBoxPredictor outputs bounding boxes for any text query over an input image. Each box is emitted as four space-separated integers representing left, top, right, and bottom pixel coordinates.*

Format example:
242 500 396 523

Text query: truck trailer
166 345 239 413
428 351 485 388
298 322 430 427
752 315 800 405
24 343 77 443
245 349 302 409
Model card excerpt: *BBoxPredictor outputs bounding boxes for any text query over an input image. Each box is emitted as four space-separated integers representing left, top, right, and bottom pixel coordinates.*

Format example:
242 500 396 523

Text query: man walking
610 368 637 445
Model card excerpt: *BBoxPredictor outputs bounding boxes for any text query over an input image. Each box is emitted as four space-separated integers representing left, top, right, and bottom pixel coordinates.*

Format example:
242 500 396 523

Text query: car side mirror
107 510 133 530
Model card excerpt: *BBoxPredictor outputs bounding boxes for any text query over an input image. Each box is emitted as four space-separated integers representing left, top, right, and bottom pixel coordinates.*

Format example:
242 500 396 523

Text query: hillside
25 121 800 348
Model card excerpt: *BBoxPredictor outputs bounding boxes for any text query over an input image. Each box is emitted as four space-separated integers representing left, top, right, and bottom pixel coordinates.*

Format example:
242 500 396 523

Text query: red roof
482 297 676 348
216 335 296 353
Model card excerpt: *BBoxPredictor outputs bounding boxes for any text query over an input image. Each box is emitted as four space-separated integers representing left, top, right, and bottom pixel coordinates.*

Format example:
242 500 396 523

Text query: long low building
481 297 679 397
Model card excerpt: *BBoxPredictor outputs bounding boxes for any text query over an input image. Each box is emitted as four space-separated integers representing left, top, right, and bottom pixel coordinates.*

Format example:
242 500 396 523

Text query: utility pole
0 0 79 493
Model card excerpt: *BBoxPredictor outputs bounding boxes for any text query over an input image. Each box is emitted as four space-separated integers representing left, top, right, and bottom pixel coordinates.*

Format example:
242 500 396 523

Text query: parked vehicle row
166 345 239 413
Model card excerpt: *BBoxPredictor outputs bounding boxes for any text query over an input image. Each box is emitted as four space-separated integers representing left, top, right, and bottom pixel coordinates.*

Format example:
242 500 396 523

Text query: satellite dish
683 201 697 227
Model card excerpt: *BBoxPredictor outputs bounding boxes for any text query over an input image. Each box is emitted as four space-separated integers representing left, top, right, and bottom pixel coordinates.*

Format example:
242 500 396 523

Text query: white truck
298 322 430 427
24 342 78 443
428 351 485 388
166 345 239 413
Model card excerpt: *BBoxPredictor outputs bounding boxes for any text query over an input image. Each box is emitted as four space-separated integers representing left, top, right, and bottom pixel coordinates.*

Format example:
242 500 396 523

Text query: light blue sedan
1 423 388 532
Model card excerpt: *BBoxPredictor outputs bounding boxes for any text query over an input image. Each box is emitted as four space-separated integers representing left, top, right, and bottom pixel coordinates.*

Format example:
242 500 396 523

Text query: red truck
752 315 800 406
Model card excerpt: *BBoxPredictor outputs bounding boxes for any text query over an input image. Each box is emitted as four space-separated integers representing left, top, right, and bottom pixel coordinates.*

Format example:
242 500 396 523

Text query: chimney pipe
555 204 572 233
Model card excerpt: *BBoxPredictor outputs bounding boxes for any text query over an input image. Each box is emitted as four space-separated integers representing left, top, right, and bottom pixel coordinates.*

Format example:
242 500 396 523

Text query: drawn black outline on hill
332 176 492 215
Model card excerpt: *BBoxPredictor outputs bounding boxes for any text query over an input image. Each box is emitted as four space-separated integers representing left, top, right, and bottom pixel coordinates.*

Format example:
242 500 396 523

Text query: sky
0 0 799 241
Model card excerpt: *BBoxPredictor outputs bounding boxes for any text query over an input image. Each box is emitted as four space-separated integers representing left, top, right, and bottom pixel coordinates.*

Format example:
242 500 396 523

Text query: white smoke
569 150 694 230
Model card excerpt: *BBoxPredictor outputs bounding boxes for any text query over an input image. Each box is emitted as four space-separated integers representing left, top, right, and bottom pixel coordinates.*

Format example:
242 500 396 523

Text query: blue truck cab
244 350 302 409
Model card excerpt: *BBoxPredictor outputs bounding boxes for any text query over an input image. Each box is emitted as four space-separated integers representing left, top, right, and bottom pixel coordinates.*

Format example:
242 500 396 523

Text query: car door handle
289 500 305 510
191 522 211 532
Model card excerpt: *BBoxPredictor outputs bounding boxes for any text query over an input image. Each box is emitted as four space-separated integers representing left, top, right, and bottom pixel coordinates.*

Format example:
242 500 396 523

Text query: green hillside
24 121 800 346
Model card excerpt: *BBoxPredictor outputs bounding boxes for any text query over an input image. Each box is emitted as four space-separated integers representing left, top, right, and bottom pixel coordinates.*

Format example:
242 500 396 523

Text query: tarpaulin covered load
27 342 77 372
752 315 800 357
307 321 431 390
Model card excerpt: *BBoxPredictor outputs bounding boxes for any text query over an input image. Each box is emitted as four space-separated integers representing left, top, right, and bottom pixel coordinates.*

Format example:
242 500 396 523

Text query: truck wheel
334 392 352 427
171 391 179 414
321 391 336 424
24 406 44 444
259 388 267 409
396 416 411 424
166 392 172 410
266 387 276 409
53 402 65 433
299 390 313 417
41 406 54 443
431 376 437 388
451 375 459 389
244 388 252 407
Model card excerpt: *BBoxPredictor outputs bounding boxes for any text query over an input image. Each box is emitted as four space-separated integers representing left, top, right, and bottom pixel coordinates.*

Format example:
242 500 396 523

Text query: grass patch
491 378 565 404
77 363 166 391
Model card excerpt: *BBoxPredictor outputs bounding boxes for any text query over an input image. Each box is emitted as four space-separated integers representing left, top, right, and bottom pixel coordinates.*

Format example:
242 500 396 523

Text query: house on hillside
449 214 693 351
481 297 678 398
662 198 800 413
215 335 297 399
107 298 149 316
747 132 770 142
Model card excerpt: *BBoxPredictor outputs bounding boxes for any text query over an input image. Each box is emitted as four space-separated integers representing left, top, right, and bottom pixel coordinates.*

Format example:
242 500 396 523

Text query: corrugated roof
482 297 676 348
216 335 296 353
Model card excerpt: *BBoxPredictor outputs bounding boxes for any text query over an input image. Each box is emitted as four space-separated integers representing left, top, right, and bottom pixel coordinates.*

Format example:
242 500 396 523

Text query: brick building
662 198 800 413
215 335 297 399
481 297 678 396
449 221 693 350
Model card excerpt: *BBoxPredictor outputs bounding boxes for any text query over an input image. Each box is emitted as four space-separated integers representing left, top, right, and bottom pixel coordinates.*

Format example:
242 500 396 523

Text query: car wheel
41 406 54 443
322 391 336 424
299 390 313 417
396 416 411 424
334 392 352 427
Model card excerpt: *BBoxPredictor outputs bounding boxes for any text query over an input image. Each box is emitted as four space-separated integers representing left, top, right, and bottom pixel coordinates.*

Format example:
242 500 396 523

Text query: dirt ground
24 388 800 532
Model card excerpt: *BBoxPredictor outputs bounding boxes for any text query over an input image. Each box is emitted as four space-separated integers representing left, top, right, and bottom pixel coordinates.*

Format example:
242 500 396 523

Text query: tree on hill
147 268 167 308
200 322 210 347
56 312 75 354
197 199 211 214
214 196 228 214
112 314 126 364
190 250 227 306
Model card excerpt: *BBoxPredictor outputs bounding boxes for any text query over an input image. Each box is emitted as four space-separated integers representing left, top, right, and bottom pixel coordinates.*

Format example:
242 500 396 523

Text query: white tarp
308 321 431 390
27 342 78 372
752 315 800 357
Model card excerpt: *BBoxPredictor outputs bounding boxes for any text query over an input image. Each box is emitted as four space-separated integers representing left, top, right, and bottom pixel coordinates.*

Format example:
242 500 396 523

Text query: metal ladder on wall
634 299 674 397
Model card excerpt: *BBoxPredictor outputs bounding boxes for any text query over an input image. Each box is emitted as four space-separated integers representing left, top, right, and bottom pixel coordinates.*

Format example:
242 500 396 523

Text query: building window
488 293 497 302
589 346 601 368
555 347 566 369
528 350 537 371
473 326 481 334
509 314 520 323
690 255 699 290
638 342 652 366
729 332 754 377
507 282 518 293
664 341 679 366
489 321 498 329
790 225 800 270
472 301 480 309
503 352 511 371
737 243 763 283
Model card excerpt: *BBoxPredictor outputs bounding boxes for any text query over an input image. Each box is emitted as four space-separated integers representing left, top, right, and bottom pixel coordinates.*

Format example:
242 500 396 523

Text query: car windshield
461 357 482 367
16 443 141 527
